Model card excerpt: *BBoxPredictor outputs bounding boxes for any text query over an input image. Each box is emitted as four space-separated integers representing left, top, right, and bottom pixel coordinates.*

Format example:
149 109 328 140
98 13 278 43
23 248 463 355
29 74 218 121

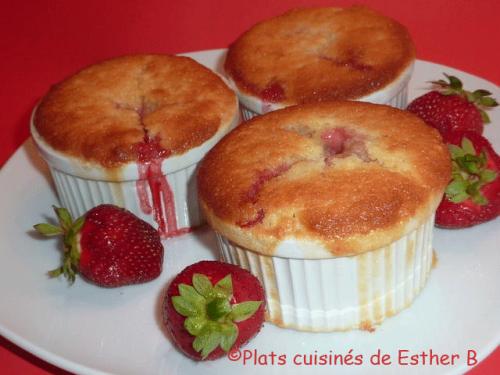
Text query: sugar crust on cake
35 54 238 168
225 6 415 105
198 101 450 256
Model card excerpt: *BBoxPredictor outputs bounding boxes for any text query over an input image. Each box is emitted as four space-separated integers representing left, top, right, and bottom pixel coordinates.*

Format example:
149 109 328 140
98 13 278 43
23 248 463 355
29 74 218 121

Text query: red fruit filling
128 99 190 238
321 127 371 165
237 163 294 228
236 209 266 228
260 82 285 103
136 136 170 163
228 69 284 109
319 51 373 72
245 163 293 204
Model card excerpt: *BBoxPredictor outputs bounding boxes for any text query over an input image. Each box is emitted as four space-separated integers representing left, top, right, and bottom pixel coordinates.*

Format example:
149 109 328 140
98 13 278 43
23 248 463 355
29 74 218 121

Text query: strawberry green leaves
192 325 223 359
190 321 238 359
192 272 215 298
33 223 62 236
33 206 83 284
53 206 73 231
184 316 206 336
446 137 498 204
220 323 238 352
213 274 232 298
172 273 262 359
230 301 263 322
465 89 498 123
173 285 204 317
432 73 463 94
432 73 498 123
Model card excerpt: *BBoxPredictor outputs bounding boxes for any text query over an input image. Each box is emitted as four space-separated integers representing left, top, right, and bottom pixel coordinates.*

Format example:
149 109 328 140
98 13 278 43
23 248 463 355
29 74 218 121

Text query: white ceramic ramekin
228 62 414 121
30 109 240 237
217 214 434 332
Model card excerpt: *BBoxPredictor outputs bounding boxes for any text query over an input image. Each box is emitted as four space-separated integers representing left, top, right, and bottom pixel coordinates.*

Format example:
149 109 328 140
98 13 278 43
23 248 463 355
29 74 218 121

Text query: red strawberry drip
321 127 371 164
228 69 284 108
136 138 190 238
129 97 190 238
260 82 285 103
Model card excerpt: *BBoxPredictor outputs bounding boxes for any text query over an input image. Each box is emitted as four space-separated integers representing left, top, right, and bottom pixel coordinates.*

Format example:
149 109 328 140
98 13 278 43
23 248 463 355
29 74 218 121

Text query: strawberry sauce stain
432 250 438 269
260 82 284 113
127 97 191 238
136 138 190 238
357 252 372 330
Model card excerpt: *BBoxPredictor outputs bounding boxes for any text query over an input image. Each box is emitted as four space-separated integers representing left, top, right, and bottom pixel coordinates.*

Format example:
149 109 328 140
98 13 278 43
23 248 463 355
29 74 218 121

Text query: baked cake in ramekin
32 54 239 238
225 6 415 120
198 101 450 331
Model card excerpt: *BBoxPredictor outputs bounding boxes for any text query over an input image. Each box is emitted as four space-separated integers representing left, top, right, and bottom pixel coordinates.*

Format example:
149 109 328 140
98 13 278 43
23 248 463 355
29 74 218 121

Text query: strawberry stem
33 207 83 285
206 298 231 320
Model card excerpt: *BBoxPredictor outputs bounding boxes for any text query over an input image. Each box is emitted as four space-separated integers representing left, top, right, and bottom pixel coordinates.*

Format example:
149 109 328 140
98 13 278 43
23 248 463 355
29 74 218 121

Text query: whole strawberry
34 204 164 287
407 74 497 135
436 130 500 228
164 261 265 360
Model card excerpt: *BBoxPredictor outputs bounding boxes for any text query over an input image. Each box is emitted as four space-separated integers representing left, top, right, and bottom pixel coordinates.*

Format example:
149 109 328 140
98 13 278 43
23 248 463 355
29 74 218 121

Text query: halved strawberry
436 131 500 228
34 204 164 287
407 74 497 135
164 261 265 360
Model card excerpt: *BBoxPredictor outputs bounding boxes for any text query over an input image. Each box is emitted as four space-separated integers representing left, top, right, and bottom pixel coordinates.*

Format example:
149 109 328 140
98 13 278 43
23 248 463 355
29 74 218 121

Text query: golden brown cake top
225 6 415 104
198 102 451 257
35 54 238 168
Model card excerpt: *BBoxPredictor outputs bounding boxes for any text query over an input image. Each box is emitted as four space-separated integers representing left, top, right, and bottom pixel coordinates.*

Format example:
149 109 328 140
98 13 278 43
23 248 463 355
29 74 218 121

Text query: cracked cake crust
225 6 415 105
198 101 451 257
35 54 238 168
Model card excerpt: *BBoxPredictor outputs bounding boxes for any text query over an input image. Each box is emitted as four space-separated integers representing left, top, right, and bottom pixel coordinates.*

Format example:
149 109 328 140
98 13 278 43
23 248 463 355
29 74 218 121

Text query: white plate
0 49 498 375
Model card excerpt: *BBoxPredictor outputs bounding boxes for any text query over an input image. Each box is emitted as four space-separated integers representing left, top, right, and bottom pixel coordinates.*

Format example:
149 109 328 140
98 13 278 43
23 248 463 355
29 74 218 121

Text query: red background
1 0 499 373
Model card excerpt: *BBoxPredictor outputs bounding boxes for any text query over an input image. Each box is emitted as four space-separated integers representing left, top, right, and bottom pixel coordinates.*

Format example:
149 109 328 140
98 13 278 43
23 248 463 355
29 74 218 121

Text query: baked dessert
198 101 450 331
225 6 415 120
32 54 239 237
